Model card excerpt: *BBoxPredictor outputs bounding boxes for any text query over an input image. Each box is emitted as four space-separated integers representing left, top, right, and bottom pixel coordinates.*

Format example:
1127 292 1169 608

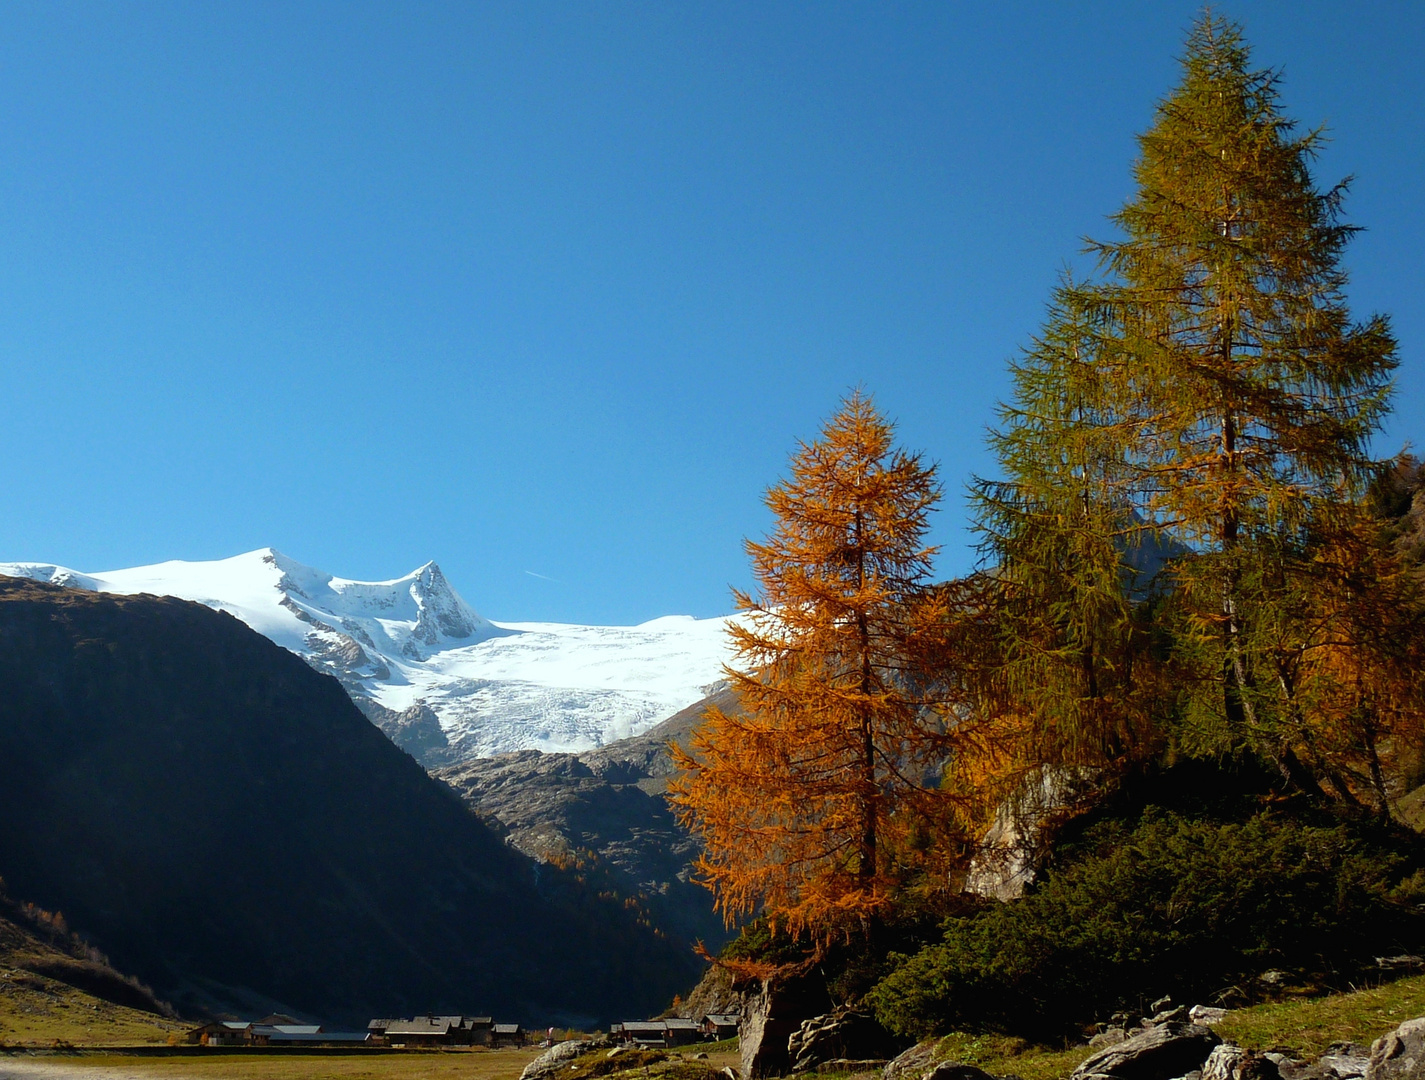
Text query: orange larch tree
669 391 959 942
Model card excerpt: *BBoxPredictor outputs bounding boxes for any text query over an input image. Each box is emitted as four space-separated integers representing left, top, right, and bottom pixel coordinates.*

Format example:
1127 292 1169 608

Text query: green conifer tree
974 14 1405 797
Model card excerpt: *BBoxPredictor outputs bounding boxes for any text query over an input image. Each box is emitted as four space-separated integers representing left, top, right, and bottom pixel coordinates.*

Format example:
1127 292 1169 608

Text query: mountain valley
0 575 701 1027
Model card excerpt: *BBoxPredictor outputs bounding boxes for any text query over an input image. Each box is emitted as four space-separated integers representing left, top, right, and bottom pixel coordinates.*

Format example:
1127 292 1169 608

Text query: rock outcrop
436 686 742 950
738 974 832 1079
1071 1021 1221 1080
787 1004 901 1072
522 1040 599 1080
884 1041 942 1080
1202 1043 1281 1080
1368 1019 1425 1080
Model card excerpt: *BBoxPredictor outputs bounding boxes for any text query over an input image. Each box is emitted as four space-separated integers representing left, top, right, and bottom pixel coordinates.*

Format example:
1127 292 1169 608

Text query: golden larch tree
669 391 955 941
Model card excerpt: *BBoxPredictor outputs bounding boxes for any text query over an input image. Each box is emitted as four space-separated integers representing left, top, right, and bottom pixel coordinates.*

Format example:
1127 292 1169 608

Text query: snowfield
0 548 736 758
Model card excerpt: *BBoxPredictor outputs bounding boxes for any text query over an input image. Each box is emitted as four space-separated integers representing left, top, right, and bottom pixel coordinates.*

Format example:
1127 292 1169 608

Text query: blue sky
1 1 1421 624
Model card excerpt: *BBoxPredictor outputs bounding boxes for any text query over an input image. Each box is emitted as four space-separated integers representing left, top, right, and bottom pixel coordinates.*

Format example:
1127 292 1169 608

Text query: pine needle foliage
970 12 1414 802
669 392 957 942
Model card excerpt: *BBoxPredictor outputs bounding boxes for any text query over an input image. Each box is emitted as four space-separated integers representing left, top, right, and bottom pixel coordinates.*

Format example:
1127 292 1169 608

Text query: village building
703 1014 739 1040
491 1023 524 1047
189 1021 252 1046
616 1021 673 1047
663 1019 703 1047
188 1020 368 1046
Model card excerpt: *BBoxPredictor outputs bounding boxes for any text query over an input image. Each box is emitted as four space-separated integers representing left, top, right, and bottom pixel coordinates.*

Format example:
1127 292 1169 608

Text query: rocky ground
436 686 741 950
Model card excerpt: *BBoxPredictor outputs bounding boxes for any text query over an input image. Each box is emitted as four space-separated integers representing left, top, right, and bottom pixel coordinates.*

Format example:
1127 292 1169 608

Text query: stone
788 1005 901 1072
1153 997 1176 1015
1190 1007 1229 1027
1154 1009 1191 1027
1319 1042 1370 1079
1090 1030 1129 1048
884 1039 941 1080
1071 1021 1221 1080
521 1040 595 1080
1368 1020 1425 1080
739 974 830 1079
1376 958 1425 974
1201 1043 1280 1080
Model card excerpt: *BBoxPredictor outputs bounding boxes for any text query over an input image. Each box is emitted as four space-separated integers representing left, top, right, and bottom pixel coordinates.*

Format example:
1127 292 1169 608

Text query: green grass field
8 974 1425 1080
0 964 188 1048
814 975 1425 1080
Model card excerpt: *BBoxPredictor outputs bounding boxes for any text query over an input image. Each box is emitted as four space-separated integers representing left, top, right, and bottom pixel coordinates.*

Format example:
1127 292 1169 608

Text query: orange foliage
669 392 971 942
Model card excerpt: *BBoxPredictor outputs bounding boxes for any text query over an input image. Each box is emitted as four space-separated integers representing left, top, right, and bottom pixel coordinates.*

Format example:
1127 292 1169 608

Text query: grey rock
1201 1043 1280 1080
1275 1062 1334 1080
1320 1042 1370 1080
739 974 829 1079
521 1040 595 1080
1071 1021 1221 1080
1191 1008 1229 1027
788 1005 900 1073
1154 1009 1191 1027
435 686 742 950
1368 1020 1425 1080
1091 1031 1130 1049
884 1039 940 1080
1376 958 1425 974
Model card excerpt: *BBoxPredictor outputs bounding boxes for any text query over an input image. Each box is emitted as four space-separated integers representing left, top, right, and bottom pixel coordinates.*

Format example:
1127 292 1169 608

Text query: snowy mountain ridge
0 548 736 760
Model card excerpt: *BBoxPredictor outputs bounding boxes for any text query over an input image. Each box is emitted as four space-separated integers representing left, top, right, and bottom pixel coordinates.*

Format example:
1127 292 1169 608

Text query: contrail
525 570 559 582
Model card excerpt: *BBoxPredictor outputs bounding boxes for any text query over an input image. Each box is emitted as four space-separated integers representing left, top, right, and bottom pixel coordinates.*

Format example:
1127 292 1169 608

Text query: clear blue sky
1 2 1421 624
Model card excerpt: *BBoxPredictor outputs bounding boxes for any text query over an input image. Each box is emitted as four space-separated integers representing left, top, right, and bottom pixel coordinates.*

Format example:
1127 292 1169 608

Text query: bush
868 809 1425 1039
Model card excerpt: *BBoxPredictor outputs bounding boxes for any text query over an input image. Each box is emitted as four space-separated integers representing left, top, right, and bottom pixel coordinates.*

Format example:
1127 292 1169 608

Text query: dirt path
0 1061 201 1080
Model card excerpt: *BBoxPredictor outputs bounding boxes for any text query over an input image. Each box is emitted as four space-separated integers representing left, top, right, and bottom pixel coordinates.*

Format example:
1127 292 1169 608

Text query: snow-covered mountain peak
0 549 735 761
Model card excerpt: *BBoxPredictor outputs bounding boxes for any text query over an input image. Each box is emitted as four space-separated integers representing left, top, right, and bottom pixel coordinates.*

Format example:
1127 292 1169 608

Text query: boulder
1368 1019 1425 1080
884 1040 941 1080
1071 1021 1221 1080
1319 1043 1371 1080
1190 1007 1229 1027
1376 958 1425 974
1201 1044 1280 1080
521 1040 595 1080
739 974 831 1079
788 1005 901 1072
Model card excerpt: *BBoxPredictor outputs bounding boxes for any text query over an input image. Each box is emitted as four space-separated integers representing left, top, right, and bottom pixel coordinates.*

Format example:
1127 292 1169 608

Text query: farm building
703 1014 739 1040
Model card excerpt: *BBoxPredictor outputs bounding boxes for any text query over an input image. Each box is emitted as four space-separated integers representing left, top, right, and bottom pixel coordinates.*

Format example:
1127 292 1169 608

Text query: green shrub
868 809 1425 1039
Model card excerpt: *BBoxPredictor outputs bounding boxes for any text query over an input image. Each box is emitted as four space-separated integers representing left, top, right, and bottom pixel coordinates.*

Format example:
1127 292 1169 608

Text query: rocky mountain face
0 575 699 1027
0 549 734 761
437 686 742 952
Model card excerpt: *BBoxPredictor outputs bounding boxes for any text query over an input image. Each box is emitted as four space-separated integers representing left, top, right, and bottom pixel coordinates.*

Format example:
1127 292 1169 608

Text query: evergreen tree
975 14 1408 799
970 286 1165 782
669 392 956 941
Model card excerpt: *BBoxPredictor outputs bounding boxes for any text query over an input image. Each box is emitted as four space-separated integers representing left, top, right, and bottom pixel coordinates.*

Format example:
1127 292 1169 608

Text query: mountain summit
0 549 734 761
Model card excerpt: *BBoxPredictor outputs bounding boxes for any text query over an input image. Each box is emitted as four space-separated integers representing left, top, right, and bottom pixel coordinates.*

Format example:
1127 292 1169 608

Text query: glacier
0 548 736 760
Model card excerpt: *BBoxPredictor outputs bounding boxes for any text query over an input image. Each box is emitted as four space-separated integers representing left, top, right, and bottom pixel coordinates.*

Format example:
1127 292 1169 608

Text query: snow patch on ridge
0 548 736 759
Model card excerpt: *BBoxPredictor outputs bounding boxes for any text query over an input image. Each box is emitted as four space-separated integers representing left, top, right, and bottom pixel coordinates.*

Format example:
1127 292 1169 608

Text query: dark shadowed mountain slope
435 686 742 952
0 577 698 1027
